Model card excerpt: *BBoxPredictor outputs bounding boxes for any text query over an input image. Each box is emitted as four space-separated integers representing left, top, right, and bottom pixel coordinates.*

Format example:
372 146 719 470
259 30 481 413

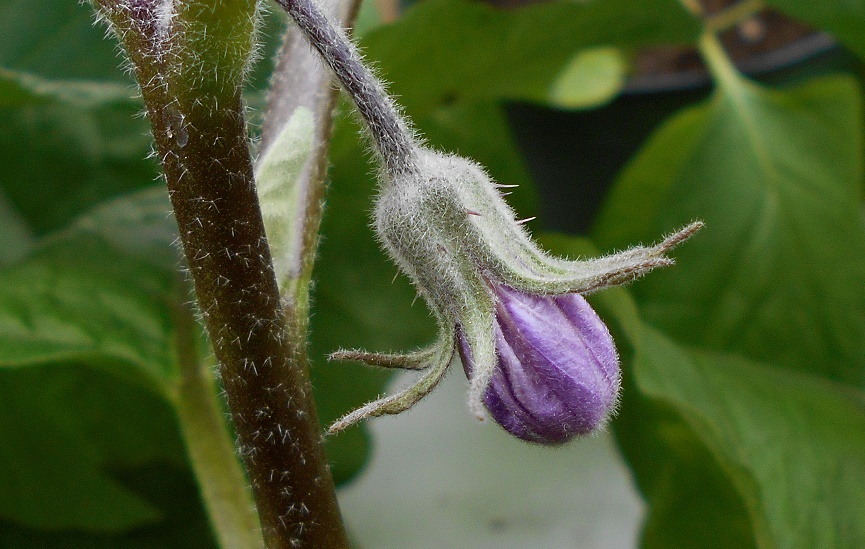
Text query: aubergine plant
1 0 864 547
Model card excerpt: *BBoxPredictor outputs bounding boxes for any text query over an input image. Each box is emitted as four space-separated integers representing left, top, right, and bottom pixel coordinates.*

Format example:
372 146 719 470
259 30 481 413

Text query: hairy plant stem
171 290 263 549
149 73 347 549
92 2 350 547
149 72 348 549
274 0 417 177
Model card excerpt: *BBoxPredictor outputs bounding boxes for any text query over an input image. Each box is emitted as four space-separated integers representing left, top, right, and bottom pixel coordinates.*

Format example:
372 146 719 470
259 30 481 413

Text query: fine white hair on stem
273 0 417 177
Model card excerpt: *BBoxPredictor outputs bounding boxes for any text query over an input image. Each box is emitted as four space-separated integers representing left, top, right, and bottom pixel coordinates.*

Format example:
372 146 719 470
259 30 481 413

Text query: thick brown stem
145 90 348 547
93 1 350 545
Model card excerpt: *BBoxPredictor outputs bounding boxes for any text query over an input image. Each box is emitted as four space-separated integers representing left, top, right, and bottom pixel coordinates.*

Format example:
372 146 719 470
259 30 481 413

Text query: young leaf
255 106 315 294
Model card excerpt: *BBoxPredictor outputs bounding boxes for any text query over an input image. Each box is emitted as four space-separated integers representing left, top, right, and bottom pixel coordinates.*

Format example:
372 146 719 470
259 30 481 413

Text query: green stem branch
705 0 765 34
172 293 263 549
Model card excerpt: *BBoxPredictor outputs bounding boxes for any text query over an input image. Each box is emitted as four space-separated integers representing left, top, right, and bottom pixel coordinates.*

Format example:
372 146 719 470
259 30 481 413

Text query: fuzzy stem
92 2 350 547
149 72 348 549
156 93 346 549
171 292 263 549
274 0 417 177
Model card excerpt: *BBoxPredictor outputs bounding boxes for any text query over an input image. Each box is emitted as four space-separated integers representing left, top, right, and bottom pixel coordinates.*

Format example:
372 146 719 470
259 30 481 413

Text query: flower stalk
275 0 703 443
275 0 416 176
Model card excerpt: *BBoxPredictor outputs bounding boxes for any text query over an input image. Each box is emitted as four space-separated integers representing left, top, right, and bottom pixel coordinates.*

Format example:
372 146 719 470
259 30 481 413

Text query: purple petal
460 284 620 445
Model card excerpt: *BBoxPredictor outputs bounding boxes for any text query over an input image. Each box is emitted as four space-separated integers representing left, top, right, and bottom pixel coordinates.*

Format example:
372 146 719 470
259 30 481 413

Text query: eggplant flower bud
328 148 701 442
459 285 619 445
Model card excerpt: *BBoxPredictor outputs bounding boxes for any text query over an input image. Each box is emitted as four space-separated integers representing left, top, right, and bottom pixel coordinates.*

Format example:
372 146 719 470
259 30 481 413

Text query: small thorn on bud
516 216 536 225
392 271 400 284
495 183 519 188
466 209 482 216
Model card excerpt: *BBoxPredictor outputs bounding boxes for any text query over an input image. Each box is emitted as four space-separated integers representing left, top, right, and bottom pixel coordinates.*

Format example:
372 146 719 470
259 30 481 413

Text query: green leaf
0 0 128 82
0 189 257 548
634 326 865 549
767 0 865 60
547 46 627 110
360 0 700 116
0 79 154 235
0 194 183 388
0 189 194 530
594 74 865 387
0 3 152 237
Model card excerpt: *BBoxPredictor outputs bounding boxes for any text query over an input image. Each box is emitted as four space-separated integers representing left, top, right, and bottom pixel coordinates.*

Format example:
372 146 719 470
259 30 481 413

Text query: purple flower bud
459 284 620 445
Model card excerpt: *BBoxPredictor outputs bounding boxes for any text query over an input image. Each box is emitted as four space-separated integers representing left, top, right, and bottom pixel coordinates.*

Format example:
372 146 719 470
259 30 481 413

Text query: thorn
411 293 421 307
391 271 400 284
500 191 512 197
495 183 519 188
466 209 482 216
516 216 536 225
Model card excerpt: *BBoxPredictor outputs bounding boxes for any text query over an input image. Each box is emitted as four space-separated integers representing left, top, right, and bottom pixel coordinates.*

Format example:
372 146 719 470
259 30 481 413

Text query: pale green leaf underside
255 106 315 295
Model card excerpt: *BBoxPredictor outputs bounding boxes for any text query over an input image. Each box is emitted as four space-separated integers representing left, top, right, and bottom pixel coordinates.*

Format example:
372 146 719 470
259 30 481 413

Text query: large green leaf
0 191 183 386
360 0 700 116
0 189 204 531
594 74 865 387
0 0 127 81
0 72 154 235
634 326 865 549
